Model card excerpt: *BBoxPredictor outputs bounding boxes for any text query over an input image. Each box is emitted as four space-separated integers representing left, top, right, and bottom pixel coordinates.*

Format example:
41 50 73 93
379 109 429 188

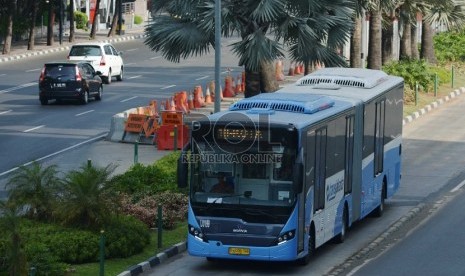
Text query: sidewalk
0 24 146 63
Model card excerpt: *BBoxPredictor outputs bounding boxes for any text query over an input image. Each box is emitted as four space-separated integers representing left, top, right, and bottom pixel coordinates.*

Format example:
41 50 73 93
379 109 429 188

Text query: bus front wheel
297 226 315 265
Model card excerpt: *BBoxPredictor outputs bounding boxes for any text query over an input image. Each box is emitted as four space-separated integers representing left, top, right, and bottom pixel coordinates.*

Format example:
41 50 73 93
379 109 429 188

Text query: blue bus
178 68 404 264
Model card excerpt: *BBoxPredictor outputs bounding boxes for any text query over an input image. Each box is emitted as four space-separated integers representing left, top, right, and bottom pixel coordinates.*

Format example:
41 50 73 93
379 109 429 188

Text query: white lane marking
128 75 142 79
161 85 176 90
0 82 36 95
23 125 45 133
150 56 161 60
0 134 107 177
125 62 136 66
26 68 41 72
196 76 209 80
0 74 6 77
121 96 138 102
451 179 465 193
75 110 95 116
126 48 138 52
0 110 12 115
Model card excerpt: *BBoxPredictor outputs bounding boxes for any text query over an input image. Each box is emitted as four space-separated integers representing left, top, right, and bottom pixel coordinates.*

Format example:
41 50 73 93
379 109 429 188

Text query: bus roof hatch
229 94 334 114
296 68 388 89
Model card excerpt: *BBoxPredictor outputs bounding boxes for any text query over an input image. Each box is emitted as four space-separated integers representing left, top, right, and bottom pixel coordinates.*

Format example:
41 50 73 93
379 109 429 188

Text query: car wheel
40 98 48 105
81 91 89 104
95 85 103 101
116 67 123 81
105 69 112 84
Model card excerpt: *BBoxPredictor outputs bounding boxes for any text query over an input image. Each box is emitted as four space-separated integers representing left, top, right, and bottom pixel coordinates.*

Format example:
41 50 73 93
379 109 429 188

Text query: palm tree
2 0 15 54
0 200 28 276
144 0 355 98
420 0 465 63
6 161 61 221
69 0 75 42
27 0 38 50
367 1 383 69
56 162 119 229
90 0 101 39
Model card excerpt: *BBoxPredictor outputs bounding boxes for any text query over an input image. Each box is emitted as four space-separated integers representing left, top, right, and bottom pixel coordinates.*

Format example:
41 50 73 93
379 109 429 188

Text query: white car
67 42 124 84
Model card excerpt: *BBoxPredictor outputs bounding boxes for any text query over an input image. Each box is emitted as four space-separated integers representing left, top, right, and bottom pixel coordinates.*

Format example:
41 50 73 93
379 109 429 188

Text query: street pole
214 0 221 113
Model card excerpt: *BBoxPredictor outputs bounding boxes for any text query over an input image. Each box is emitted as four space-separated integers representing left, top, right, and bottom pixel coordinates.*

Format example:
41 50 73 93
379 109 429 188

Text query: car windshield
69 46 102 56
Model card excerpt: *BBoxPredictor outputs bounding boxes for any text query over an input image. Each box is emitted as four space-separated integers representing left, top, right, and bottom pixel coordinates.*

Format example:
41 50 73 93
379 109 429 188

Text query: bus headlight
277 230 296 245
188 224 208 242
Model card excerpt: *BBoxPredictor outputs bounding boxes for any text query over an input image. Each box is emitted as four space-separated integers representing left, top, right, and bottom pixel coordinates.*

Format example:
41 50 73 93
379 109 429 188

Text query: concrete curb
116 241 187 276
402 86 465 125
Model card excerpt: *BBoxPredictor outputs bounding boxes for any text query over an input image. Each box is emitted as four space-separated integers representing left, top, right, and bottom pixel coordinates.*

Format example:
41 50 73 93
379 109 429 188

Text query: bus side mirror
177 144 190 189
292 163 303 194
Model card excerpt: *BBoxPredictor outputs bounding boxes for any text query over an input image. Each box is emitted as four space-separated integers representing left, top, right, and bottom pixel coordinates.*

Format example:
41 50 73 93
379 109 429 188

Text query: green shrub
104 215 150 258
20 220 99 264
111 152 182 196
74 11 88 30
434 30 465 63
134 15 143 25
383 58 435 103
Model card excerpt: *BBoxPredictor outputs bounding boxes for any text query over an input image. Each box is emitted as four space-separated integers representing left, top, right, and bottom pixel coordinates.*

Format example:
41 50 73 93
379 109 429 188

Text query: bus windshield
190 140 297 207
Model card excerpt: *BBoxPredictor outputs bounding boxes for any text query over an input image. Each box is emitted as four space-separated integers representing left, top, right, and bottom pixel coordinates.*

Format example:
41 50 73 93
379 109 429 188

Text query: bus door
314 127 327 246
374 100 386 176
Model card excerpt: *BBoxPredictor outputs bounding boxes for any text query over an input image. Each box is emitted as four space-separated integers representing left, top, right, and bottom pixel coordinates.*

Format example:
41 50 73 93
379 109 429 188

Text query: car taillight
75 66 82 81
100 56 106 66
39 67 46 82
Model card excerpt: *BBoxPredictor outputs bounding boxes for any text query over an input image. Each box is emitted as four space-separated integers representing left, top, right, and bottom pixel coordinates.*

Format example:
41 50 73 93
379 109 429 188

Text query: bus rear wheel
334 207 348 243
373 183 386 217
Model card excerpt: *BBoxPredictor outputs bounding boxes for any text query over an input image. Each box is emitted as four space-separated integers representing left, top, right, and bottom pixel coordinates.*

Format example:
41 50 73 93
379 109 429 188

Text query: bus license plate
228 247 250 256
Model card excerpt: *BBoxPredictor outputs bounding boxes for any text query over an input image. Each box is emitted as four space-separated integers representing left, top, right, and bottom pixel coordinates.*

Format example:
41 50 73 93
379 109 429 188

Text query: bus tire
373 183 386 217
334 206 348 243
297 226 315 265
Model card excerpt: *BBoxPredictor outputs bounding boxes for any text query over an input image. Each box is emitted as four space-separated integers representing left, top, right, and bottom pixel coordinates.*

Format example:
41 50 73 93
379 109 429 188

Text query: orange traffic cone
235 76 242 93
294 63 300 75
209 80 215 101
188 92 195 110
223 76 235 97
177 91 190 113
288 62 295 76
275 60 284 81
169 97 176 111
205 86 212 104
193 85 206 108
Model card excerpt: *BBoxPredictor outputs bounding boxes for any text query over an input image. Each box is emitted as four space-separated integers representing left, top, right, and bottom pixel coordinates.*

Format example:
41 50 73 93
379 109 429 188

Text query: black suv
39 61 103 105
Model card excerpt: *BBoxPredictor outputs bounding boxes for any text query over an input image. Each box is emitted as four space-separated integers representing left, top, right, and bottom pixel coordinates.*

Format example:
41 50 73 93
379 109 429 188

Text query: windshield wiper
209 193 243 204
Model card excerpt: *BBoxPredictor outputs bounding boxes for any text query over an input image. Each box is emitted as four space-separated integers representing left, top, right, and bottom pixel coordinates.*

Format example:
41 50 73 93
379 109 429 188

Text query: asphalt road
0 37 243 176
348 185 465 276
